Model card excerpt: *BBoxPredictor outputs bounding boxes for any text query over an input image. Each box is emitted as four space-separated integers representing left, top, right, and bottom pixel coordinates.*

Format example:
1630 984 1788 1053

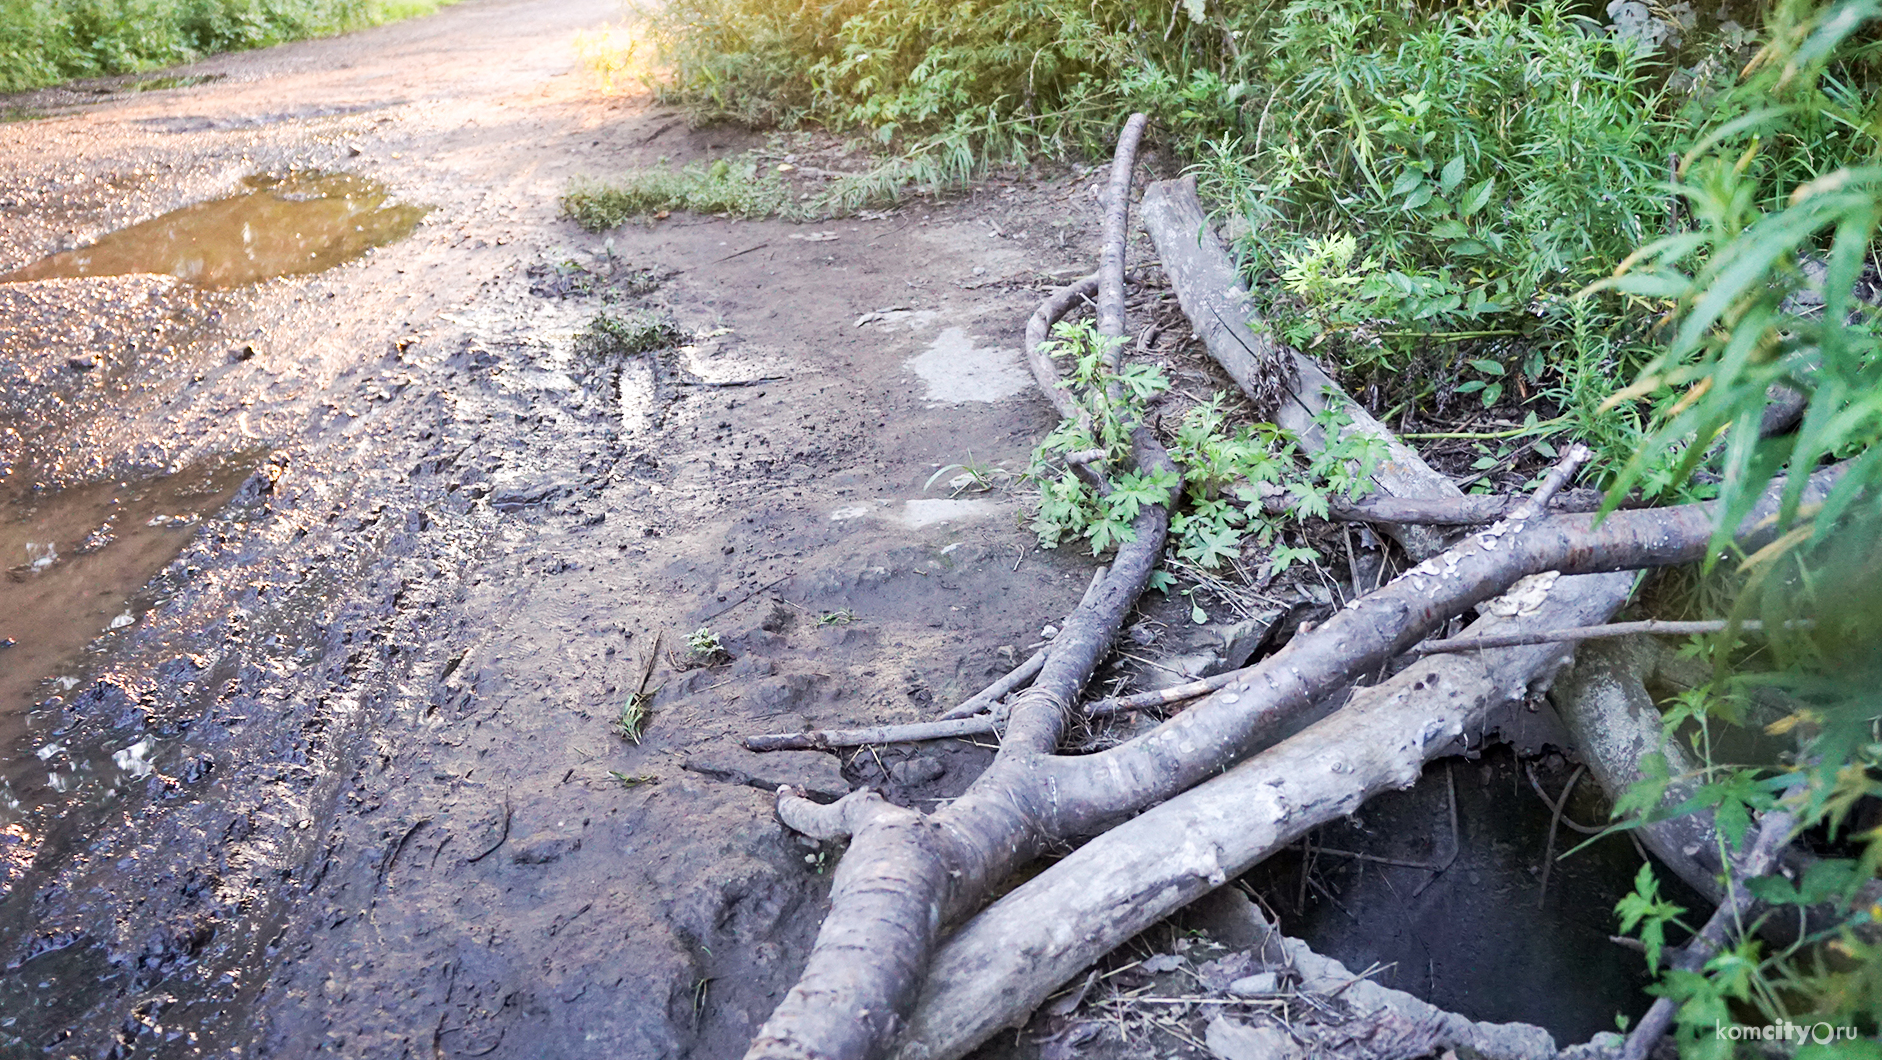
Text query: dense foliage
0 0 451 91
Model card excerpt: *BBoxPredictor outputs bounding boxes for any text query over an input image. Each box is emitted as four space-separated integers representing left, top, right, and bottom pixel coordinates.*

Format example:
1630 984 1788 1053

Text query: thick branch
1140 175 1461 561
1030 464 1845 838
893 574 1633 1060
1097 113 1148 358
1326 488 1610 525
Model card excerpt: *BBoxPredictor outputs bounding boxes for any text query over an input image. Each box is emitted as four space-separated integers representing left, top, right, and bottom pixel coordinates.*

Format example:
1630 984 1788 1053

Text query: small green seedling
688 626 724 656
618 693 649 742
817 609 856 626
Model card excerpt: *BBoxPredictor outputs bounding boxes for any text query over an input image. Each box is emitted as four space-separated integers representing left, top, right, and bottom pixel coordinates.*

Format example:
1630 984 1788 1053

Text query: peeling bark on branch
1140 174 1461 561
893 577 1633 1060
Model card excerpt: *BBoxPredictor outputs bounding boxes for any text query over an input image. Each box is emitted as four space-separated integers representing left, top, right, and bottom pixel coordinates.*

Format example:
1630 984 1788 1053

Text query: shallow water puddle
905 327 1031 403
0 171 427 288
0 455 259 753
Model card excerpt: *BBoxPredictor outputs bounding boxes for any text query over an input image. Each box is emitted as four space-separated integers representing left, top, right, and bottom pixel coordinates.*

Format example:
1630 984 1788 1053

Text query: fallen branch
1324 488 1610 525
889 466 1847 1060
1140 174 1462 562
1097 113 1148 363
894 576 1636 1060
745 716 999 753
1415 618 1798 655
1084 674 1230 716
746 134 1855 1060
746 114 1168 1060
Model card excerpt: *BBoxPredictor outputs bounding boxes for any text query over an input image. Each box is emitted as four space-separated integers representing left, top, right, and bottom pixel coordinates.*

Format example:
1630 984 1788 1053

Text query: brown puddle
0 454 259 751
0 171 427 288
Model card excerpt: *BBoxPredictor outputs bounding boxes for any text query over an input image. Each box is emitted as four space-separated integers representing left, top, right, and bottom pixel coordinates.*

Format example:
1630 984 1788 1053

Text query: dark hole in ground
0 452 261 782
0 171 428 288
1237 744 1712 1045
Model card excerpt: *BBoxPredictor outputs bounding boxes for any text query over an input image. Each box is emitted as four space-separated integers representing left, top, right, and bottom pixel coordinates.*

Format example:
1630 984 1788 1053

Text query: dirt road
0 4 1116 1055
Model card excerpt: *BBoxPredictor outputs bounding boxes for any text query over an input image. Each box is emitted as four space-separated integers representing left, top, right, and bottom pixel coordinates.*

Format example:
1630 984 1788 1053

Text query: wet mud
0 454 259 755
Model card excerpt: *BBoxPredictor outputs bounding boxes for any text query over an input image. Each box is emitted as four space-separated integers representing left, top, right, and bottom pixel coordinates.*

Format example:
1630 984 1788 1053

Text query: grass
0 0 457 93
583 0 1875 497
563 157 792 227
576 310 684 357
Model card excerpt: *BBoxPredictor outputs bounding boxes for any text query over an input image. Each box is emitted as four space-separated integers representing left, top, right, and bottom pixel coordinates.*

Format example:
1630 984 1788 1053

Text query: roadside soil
0 3 1123 1055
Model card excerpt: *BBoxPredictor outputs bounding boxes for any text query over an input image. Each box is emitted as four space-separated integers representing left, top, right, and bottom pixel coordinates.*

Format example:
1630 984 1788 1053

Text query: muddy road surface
0 3 1120 1055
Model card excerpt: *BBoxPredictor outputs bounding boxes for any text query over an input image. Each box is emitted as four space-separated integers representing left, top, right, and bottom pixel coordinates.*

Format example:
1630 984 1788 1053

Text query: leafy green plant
687 626 724 657
617 693 649 743
577 310 684 357
924 458 1013 496
1028 322 1378 571
1580 1 1882 1046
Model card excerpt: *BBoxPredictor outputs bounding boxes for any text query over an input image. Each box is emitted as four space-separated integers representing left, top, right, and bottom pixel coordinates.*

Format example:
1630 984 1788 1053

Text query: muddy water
0 171 426 288
0 455 258 791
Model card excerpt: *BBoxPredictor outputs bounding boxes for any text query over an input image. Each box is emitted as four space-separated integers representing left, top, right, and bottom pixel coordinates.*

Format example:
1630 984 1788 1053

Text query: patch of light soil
905 326 1030 403
828 498 1004 528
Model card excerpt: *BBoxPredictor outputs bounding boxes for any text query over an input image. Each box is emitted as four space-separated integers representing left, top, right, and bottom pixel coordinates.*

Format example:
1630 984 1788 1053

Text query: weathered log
884 464 1846 1059
1140 174 1462 561
891 575 1635 1060
745 120 1851 1060
1327 488 1610 525
1416 617 1796 655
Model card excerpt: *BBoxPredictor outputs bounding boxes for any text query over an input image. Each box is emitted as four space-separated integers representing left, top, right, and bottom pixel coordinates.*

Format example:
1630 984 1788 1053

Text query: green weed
617 694 649 743
687 626 724 657
562 158 791 226
0 0 457 92
577 310 683 357
1028 319 1381 570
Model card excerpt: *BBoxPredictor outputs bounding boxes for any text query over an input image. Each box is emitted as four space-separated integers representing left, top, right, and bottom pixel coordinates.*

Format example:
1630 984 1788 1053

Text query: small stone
512 832 581 865
1226 972 1279 996
887 756 945 786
